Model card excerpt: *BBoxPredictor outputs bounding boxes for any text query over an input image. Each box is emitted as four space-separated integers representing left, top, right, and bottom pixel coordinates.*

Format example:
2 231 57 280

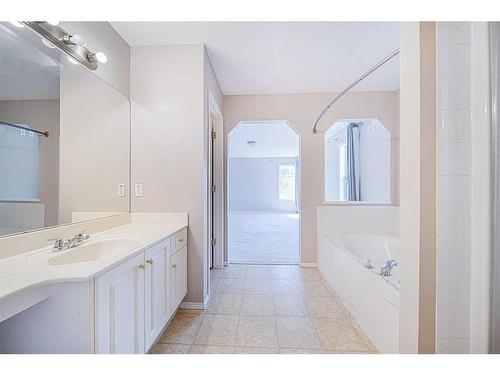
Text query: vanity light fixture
88 51 108 64
19 21 105 70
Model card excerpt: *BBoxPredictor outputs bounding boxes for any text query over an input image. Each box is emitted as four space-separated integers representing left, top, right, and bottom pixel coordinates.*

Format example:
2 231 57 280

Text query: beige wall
223 91 399 264
0 100 60 227
131 44 223 304
399 22 437 354
59 69 130 223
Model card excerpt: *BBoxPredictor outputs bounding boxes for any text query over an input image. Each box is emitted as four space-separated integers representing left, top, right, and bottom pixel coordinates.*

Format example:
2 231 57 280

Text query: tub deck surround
318 233 400 353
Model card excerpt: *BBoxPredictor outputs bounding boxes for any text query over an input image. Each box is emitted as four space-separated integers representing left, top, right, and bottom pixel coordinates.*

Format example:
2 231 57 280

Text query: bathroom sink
48 238 140 266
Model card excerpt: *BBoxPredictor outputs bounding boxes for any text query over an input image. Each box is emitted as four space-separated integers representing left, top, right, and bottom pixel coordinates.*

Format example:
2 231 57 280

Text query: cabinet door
144 240 170 350
170 246 187 311
95 252 145 354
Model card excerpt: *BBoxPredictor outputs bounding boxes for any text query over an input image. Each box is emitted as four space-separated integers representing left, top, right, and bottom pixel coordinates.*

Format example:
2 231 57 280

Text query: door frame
208 91 224 271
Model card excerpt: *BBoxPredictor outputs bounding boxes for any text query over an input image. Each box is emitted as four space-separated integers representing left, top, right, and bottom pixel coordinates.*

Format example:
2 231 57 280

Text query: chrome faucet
49 231 90 252
380 259 398 276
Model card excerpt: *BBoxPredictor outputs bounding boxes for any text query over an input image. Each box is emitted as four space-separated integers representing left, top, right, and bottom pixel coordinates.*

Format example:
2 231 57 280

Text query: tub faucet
380 259 398 276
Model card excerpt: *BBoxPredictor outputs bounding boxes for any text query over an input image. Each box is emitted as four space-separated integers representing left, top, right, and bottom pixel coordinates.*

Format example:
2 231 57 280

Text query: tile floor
228 212 299 264
151 264 378 354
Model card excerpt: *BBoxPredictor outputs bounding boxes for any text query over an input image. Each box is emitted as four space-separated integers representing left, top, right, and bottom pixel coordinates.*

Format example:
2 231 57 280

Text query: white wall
131 44 223 304
229 157 299 211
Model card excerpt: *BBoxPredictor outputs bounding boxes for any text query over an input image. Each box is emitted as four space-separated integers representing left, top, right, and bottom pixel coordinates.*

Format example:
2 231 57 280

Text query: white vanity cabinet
95 229 187 354
144 239 171 349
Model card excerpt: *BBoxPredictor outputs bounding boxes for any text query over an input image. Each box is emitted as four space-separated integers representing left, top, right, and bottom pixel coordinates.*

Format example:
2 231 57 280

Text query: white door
95 252 145 354
171 246 188 310
144 241 170 350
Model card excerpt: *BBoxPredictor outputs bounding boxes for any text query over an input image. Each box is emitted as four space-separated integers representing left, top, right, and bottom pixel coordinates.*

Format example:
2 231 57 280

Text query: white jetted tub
318 232 400 353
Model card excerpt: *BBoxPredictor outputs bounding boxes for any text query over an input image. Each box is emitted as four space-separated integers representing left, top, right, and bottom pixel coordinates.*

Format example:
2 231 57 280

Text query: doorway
227 120 300 264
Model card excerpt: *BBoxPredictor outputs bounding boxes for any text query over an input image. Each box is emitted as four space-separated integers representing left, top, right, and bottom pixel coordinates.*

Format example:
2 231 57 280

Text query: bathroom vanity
0 214 188 354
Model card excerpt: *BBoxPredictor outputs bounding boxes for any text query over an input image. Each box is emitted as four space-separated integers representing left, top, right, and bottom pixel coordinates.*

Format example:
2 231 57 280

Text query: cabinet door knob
146 259 154 265
138 263 146 270
172 264 177 269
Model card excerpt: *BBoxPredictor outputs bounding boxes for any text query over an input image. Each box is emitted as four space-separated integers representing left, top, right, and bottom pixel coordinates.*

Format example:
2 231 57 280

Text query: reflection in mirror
324 119 391 203
0 22 130 237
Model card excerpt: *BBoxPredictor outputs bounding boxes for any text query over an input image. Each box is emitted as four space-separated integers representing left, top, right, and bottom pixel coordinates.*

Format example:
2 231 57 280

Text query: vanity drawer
170 228 187 255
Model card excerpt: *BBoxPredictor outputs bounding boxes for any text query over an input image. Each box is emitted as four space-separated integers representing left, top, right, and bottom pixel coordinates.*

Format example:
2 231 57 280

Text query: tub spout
380 259 398 276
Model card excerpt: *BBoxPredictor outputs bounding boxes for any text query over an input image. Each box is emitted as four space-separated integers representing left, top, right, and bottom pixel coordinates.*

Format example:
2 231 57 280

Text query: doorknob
146 259 154 265
138 263 146 270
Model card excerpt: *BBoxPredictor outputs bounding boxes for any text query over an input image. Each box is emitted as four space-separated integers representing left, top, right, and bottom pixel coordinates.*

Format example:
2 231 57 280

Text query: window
279 164 296 202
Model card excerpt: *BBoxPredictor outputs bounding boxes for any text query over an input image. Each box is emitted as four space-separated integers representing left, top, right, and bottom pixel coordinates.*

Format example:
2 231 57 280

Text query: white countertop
0 222 186 301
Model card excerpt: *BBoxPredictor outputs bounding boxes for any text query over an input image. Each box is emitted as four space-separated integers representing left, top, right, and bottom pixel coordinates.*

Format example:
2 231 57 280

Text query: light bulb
94 52 107 64
9 21 24 28
68 56 78 65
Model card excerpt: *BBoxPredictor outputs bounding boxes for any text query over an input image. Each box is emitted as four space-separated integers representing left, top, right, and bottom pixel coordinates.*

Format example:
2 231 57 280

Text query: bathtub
318 232 400 353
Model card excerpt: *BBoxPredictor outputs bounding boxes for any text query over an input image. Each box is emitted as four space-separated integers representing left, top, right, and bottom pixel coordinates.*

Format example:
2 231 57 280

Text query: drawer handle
146 259 154 265
138 263 146 270
172 264 177 269
178 238 184 243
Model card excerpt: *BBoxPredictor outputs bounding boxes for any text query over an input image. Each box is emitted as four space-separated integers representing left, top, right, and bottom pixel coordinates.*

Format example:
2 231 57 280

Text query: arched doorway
227 120 300 264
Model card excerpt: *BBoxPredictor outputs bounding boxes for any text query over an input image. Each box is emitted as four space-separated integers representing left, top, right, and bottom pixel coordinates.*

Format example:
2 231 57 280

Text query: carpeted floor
228 211 299 264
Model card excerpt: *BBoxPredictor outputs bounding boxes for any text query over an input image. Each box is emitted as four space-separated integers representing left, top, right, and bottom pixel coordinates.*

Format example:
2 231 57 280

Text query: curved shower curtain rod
312 48 400 134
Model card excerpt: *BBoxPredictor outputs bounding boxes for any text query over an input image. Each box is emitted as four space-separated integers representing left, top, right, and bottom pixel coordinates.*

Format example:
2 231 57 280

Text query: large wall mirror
0 22 130 237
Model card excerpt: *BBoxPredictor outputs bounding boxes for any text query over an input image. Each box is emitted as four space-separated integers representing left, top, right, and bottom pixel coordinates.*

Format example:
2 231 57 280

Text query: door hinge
211 238 216 247
211 185 216 192
211 130 216 140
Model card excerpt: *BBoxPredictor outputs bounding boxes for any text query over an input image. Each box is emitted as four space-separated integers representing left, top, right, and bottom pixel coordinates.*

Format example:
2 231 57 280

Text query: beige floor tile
210 268 222 280
189 345 234 354
298 280 332 296
151 343 191 354
236 316 278 348
303 295 347 318
207 294 242 315
349 319 379 352
279 348 325 354
246 265 274 280
312 318 368 351
195 314 239 346
210 278 220 295
271 279 300 295
234 346 279 354
243 278 273 294
273 294 308 316
275 316 322 349
216 278 245 294
270 266 295 280
240 294 274 316
221 264 247 279
158 310 203 344
292 267 322 281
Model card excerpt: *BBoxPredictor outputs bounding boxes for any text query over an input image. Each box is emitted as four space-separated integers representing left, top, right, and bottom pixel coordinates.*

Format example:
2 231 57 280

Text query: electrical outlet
19 129 26 136
117 183 126 197
135 183 143 197
28 131 34 138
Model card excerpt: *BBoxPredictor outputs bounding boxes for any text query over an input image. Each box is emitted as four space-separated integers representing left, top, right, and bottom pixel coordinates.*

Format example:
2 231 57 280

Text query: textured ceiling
228 121 299 158
111 22 399 95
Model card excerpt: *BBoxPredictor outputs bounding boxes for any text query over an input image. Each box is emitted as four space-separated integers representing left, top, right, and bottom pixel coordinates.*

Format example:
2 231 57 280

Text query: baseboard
179 301 206 310
299 262 317 268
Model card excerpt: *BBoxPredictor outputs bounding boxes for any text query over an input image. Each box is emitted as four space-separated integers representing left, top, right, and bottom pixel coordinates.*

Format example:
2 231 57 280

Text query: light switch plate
117 183 126 197
135 183 143 197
